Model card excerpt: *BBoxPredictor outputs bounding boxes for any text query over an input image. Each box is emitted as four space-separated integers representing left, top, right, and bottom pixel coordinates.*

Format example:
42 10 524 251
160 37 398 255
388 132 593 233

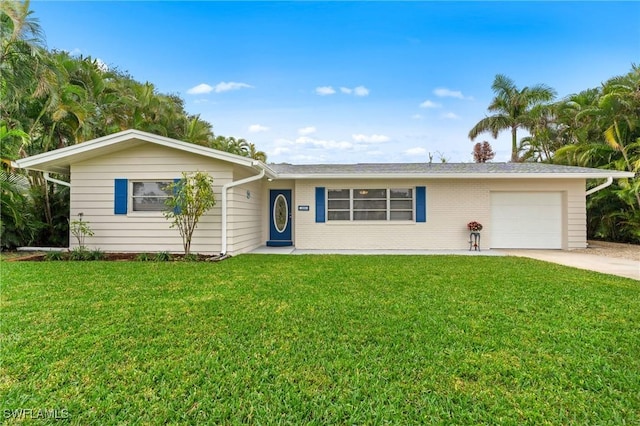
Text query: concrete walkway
249 246 503 256
249 246 639 281
500 250 640 281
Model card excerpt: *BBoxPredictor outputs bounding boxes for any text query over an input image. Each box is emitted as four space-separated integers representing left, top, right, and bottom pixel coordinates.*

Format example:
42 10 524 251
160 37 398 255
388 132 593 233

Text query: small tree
163 171 216 255
473 141 496 163
70 212 94 249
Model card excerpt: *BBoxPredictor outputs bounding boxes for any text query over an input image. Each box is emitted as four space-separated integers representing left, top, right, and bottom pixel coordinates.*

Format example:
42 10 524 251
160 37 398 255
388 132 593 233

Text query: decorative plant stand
469 231 481 251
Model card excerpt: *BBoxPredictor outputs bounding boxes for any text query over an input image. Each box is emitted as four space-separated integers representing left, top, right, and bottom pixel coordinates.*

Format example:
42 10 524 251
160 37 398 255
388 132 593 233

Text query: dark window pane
133 181 171 197
354 199 387 209
328 200 350 209
390 211 413 221
328 211 350 220
328 189 350 199
133 197 168 211
390 200 413 210
390 188 412 198
353 189 386 199
354 211 387 220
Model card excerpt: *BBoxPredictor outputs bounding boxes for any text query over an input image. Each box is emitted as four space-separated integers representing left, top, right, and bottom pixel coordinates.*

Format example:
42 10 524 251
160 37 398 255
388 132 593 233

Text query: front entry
267 189 293 247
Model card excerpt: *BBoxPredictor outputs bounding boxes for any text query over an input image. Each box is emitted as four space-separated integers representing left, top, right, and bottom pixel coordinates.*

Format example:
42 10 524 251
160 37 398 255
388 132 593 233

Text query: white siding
70 143 234 254
226 166 265 255
290 178 587 250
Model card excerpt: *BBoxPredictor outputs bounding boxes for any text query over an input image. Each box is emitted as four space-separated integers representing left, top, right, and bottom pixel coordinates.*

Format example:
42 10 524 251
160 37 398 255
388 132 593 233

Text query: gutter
585 176 613 196
220 164 266 255
274 172 633 180
43 172 71 188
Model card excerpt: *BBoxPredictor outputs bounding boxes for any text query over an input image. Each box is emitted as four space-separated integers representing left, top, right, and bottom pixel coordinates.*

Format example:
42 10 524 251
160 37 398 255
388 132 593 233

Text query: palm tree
181 114 213 146
469 74 556 162
0 0 56 129
247 142 267 162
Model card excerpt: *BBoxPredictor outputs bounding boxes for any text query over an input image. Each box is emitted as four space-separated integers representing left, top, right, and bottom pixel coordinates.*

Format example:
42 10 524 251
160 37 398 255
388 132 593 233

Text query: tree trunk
511 126 519 162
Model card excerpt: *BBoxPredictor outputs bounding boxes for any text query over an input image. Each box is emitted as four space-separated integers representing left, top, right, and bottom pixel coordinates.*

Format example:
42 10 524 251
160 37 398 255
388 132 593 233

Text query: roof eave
12 129 261 174
274 172 635 180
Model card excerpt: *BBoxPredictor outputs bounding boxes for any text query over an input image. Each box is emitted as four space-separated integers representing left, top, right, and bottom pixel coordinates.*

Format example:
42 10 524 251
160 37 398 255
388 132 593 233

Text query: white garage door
490 192 563 249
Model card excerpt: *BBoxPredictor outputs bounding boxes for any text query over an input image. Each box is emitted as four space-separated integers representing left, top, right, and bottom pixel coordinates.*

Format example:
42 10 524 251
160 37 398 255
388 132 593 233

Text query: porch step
266 240 293 247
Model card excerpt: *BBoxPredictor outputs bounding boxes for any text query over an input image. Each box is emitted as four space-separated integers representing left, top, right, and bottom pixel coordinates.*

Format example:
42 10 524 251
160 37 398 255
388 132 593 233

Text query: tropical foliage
469 74 556 163
0 1 266 249
472 68 640 243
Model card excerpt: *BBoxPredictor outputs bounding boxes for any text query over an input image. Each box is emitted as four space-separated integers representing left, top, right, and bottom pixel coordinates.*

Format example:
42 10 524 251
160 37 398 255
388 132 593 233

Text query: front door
267 189 292 246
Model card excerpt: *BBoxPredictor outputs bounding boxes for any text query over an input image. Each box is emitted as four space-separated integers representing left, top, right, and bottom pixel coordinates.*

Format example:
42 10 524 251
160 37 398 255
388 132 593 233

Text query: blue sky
32 1 639 164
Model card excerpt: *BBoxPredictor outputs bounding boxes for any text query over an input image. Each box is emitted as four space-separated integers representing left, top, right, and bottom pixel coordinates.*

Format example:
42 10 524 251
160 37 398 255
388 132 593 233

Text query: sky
31 1 640 164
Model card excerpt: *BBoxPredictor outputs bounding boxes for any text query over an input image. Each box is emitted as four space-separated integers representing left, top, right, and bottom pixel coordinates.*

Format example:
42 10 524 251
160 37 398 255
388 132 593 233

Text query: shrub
69 247 91 261
89 249 105 261
135 253 153 261
182 253 199 262
154 251 172 262
44 251 67 261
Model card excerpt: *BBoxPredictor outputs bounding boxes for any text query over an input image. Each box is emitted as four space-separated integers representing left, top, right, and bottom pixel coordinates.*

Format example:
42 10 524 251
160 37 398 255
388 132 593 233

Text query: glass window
389 188 413 221
132 181 172 212
327 189 350 220
326 188 414 221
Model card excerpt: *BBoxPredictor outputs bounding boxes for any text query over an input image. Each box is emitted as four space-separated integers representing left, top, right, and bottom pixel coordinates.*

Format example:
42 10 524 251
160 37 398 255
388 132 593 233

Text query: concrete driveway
500 250 640 281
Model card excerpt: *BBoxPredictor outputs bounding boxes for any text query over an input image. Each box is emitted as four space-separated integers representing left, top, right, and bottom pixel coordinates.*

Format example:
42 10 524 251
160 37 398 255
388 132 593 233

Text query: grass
1 255 639 424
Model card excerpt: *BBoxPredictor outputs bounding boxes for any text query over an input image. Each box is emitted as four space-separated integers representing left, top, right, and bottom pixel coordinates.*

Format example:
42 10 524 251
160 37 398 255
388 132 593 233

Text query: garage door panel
490 192 562 249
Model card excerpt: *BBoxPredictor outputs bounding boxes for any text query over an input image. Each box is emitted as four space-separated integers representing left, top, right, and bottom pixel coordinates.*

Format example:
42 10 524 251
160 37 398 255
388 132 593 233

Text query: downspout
220 167 266 255
585 176 613 196
43 172 71 188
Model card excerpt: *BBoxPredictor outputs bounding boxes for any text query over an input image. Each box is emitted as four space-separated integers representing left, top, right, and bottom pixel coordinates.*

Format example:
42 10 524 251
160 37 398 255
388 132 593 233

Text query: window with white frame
132 181 172 212
327 188 414 221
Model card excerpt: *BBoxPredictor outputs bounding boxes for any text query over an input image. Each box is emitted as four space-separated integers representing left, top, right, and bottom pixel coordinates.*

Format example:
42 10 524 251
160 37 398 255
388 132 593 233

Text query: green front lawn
2 256 639 424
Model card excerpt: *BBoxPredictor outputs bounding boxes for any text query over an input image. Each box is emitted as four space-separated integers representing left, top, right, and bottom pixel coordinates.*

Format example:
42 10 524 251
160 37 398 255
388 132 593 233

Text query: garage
490 192 563 249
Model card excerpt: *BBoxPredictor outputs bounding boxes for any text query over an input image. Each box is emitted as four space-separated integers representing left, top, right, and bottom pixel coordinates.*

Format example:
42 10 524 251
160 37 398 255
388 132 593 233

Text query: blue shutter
315 187 325 223
173 178 182 214
114 179 128 214
416 186 426 222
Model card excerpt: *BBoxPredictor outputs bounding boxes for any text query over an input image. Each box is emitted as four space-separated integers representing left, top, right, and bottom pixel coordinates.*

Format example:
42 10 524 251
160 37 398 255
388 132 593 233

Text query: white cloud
434 87 466 99
214 81 253 93
411 114 423 120
441 112 460 119
315 86 336 96
187 81 253 95
419 100 441 108
339 86 370 96
351 134 390 143
405 147 427 156
271 146 291 156
187 83 214 95
295 136 353 150
353 86 370 97
298 126 317 135
248 124 269 133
